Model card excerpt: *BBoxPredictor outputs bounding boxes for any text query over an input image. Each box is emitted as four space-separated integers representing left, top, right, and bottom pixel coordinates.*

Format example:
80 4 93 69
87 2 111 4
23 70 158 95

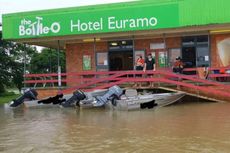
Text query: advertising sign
2 4 179 39
83 55 91 70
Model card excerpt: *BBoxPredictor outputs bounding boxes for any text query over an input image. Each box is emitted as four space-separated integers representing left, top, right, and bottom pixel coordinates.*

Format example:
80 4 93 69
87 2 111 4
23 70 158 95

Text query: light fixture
210 29 230 34
121 41 126 44
83 38 101 42
111 42 118 46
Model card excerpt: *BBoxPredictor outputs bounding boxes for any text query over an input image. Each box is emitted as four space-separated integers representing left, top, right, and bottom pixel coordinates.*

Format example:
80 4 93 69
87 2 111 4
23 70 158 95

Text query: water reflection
1 102 230 153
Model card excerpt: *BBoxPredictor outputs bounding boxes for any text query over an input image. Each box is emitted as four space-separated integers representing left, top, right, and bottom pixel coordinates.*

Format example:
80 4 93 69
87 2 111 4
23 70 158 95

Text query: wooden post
23 43 27 88
57 40 61 90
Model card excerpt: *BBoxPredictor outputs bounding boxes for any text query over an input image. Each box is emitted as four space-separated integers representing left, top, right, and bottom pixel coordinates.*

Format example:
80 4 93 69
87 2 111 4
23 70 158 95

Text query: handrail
24 69 230 83
24 66 230 78
60 70 230 92
24 71 121 78
158 70 230 88
183 66 230 72
22 68 230 102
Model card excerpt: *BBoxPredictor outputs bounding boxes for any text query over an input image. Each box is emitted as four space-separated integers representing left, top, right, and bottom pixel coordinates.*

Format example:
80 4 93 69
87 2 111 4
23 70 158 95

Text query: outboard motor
10 89 38 107
94 86 123 107
62 90 86 107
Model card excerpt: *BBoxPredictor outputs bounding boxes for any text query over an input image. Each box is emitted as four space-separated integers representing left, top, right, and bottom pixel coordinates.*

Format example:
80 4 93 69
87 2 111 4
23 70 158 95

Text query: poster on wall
217 37 230 67
96 52 108 71
96 52 108 66
158 51 168 68
83 55 91 70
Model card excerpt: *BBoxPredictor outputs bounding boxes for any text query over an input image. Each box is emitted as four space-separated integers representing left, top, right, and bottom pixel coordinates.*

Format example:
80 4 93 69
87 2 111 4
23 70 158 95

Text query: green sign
158 52 168 68
83 55 91 70
2 4 179 39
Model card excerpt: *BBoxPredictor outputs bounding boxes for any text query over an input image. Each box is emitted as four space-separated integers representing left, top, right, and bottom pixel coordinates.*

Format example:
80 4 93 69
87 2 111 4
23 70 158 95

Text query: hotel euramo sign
3 4 179 39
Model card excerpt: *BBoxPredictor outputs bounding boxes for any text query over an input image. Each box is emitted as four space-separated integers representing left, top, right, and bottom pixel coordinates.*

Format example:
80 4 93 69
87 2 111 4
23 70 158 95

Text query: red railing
183 67 230 78
24 67 230 87
23 67 230 99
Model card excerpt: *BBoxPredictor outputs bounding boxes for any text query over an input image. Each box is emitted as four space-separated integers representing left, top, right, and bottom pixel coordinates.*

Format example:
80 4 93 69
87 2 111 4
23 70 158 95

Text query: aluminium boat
9 86 185 110
108 89 185 111
76 86 185 110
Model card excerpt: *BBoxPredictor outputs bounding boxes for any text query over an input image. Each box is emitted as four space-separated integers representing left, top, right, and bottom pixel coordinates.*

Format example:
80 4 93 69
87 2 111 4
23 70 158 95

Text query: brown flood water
1 101 230 153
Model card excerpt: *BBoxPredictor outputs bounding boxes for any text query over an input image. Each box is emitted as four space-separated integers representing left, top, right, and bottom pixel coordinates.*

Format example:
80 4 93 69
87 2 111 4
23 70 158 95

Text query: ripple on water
0 103 230 153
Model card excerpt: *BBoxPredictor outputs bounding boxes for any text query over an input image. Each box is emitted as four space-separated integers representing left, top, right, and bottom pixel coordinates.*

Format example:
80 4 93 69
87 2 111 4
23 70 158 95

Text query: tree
11 62 24 92
0 40 11 93
30 48 66 74
0 31 65 93
0 32 36 93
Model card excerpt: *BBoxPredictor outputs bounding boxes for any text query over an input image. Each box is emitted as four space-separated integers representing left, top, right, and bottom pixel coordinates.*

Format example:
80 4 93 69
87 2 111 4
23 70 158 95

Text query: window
108 40 133 51
197 35 209 45
182 36 195 46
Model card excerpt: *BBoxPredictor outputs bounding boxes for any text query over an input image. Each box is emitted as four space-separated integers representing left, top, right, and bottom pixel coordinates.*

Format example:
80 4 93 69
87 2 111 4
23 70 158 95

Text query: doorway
108 40 134 71
182 47 196 68
109 51 133 71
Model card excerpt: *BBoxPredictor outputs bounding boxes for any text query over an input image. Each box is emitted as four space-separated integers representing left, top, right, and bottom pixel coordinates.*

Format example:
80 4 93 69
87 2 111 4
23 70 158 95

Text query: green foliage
11 62 24 92
0 84 6 93
0 32 66 93
30 48 66 74
0 32 36 93
0 91 16 97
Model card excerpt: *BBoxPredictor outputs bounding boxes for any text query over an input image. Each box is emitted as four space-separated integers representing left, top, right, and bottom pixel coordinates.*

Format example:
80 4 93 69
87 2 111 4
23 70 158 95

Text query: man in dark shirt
144 53 156 87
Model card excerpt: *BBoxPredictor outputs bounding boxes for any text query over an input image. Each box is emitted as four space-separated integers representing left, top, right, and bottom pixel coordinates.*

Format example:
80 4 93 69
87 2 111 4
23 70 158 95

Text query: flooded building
3 0 230 71
2 0 230 100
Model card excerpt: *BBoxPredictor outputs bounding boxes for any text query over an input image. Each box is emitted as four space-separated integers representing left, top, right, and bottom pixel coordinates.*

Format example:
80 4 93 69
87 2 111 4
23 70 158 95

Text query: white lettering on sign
19 17 61 36
18 16 158 36
70 18 103 32
70 16 158 32
108 16 158 29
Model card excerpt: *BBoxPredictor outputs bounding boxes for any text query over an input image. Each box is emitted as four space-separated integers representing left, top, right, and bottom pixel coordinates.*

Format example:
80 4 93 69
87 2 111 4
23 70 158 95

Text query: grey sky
0 0 135 23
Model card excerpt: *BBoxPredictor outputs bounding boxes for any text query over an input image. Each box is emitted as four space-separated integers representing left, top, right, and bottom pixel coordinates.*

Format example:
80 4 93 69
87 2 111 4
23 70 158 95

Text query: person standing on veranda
143 53 156 87
134 55 145 87
172 57 184 74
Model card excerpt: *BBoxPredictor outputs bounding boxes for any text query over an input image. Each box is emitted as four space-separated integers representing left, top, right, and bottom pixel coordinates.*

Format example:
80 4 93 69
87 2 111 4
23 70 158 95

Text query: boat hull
113 92 185 111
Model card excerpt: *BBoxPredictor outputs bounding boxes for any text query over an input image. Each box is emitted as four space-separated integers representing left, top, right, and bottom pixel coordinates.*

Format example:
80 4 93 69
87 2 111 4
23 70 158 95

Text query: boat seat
125 89 138 97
